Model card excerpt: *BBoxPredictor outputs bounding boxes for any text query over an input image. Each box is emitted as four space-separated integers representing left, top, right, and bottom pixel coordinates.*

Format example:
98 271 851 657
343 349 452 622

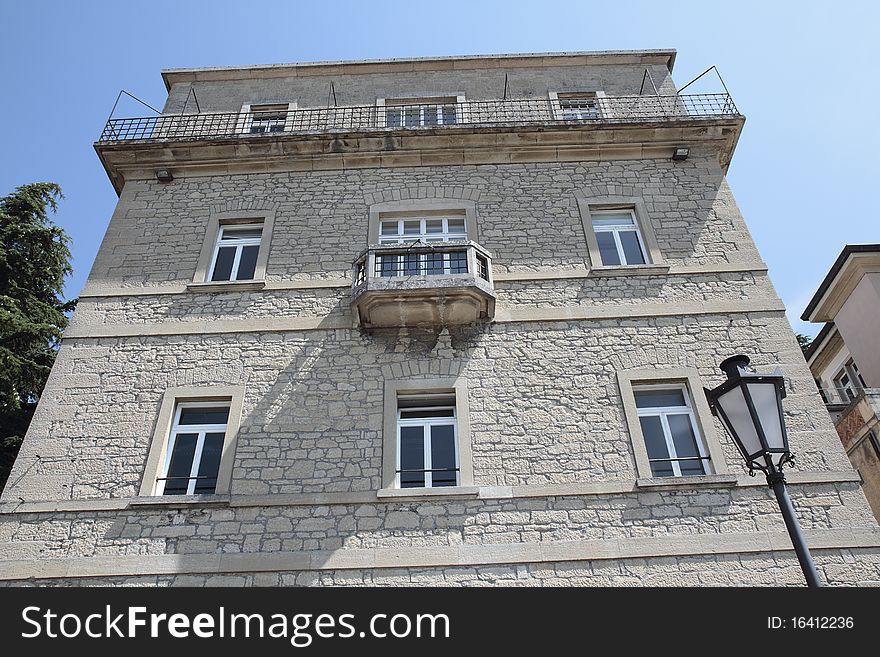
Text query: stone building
1 50 878 586
802 244 880 524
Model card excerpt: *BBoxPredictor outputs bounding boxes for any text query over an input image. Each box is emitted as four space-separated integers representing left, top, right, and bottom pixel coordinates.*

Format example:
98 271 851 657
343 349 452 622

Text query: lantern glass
745 380 785 452
715 384 763 459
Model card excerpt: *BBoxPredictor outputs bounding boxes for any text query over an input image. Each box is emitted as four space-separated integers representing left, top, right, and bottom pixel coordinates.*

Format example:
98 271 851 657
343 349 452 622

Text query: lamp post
704 355 822 587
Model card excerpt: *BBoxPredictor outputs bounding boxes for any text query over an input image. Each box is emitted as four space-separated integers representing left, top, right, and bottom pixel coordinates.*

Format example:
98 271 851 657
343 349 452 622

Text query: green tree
0 183 74 493
796 333 813 355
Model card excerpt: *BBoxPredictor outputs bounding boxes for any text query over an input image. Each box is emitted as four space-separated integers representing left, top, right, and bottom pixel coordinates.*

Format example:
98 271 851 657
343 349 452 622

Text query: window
590 210 648 266
550 91 605 121
238 103 296 134
396 394 459 488
378 215 467 244
384 100 458 127
156 402 230 495
558 94 600 121
210 224 263 282
634 385 712 477
381 378 473 492
832 359 865 402
834 369 856 401
375 214 469 277
249 104 289 133
139 387 244 498
575 194 664 271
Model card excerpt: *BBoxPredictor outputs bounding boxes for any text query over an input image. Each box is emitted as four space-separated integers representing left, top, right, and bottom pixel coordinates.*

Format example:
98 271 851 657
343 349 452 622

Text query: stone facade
2 50 878 586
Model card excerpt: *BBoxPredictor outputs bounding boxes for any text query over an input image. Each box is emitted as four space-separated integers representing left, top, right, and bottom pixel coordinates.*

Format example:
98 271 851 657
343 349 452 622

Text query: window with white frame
384 99 458 127
833 360 863 401
634 385 712 477
156 402 229 495
396 394 459 488
590 209 649 266
379 215 467 244
558 93 600 121
210 223 263 282
377 215 468 277
248 104 289 134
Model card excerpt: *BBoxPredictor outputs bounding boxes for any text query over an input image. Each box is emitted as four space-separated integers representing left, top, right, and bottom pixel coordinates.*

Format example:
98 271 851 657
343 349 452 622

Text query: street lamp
704 354 822 587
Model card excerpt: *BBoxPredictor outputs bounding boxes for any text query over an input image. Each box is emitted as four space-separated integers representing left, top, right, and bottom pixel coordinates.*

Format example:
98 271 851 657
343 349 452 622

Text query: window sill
186 280 266 293
128 494 231 508
589 264 669 277
376 486 480 501
635 474 738 491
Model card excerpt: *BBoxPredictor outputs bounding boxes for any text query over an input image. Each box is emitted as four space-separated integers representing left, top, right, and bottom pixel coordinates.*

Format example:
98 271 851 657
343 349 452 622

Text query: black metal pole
766 469 822 587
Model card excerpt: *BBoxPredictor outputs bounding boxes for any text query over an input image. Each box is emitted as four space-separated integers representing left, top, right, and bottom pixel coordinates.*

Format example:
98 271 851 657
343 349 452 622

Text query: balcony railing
817 384 865 407
351 242 495 328
98 94 739 143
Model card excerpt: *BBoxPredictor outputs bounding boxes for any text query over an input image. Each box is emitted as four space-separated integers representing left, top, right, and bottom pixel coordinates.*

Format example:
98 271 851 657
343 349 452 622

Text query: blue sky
2 1 877 337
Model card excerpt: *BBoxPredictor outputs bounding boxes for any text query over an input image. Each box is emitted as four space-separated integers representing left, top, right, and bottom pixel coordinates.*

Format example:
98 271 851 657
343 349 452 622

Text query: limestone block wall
82 151 760 292
3 130 878 584
160 61 678 114
3 311 847 502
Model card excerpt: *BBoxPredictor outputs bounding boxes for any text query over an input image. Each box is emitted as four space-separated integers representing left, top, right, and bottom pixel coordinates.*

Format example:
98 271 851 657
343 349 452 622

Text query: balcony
351 242 495 329
98 94 739 143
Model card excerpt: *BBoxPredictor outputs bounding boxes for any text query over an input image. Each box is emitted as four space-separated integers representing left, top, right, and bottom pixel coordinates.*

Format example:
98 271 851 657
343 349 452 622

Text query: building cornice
0 528 876 582
95 118 744 195
77 262 769 299
60 298 787 340
161 50 677 90
802 244 880 322
0 469 859 516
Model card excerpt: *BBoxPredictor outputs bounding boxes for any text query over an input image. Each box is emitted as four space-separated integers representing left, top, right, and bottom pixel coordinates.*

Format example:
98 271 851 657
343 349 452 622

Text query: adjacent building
803 244 880 523
1 50 878 586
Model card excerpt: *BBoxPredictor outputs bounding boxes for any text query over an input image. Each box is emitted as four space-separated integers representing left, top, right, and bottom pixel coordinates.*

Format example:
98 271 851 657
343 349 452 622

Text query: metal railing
816 384 864 406
352 242 492 290
98 94 739 143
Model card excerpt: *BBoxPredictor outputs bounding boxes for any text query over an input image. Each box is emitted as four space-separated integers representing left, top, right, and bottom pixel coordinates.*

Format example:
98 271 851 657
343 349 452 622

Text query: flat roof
161 49 677 90
801 244 880 322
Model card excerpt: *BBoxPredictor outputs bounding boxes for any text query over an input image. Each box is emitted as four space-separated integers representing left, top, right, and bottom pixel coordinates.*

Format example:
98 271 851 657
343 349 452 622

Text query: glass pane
595 232 621 266
425 252 444 276
400 408 455 419
235 245 259 280
221 227 262 240
194 432 225 494
404 106 421 126
211 246 236 281
446 217 466 234
403 254 420 276
668 414 706 476
385 109 402 127
380 220 399 236
715 385 763 458
378 255 396 277
403 220 421 235
634 389 686 409
399 426 425 488
441 105 457 124
430 425 457 487
592 213 634 227
649 460 675 478
449 251 467 274
164 432 198 495
179 406 230 425
639 416 669 461
423 106 439 125
745 381 785 454
425 219 443 234
619 231 646 265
